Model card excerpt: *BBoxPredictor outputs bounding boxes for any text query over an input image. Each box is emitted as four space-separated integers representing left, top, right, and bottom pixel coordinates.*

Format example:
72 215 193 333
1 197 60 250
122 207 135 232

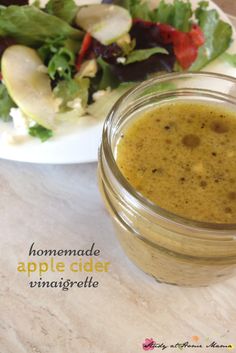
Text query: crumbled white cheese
67 97 84 111
10 108 29 135
1 108 34 145
116 57 126 64
92 88 111 101
78 59 98 78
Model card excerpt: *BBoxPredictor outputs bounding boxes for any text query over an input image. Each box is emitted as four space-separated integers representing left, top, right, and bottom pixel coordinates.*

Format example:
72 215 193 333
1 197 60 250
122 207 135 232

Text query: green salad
0 0 234 142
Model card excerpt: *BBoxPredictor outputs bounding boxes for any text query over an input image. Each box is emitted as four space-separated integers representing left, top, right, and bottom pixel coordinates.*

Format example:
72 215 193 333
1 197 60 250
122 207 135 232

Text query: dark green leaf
0 84 16 122
48 47 75 80
190 8 232 71
54 78 89 111
29 124 53 142
0 5 82 46
38 36 78 80
38 36 65 62
45 0 78 24
38 37 80 63
125 47 168 64
97 57 120 90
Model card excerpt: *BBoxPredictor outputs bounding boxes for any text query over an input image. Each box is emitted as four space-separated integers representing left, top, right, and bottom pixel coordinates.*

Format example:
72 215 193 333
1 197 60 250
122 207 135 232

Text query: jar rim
102 72 236 232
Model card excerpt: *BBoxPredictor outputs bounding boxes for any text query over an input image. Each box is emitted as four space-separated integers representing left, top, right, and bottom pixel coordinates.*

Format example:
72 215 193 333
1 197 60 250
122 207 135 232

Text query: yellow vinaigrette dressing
116 102 236 223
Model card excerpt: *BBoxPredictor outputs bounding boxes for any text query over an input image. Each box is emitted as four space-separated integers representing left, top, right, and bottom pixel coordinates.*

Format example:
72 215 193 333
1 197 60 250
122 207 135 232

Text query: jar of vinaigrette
98 72 236 286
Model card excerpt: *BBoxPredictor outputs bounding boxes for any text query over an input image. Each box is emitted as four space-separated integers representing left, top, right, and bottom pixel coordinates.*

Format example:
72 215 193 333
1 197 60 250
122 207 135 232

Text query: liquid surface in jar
116 101 236 223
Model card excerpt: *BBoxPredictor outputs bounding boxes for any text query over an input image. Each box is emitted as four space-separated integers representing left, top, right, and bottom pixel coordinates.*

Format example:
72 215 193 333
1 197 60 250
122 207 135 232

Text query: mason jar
98 72 236 287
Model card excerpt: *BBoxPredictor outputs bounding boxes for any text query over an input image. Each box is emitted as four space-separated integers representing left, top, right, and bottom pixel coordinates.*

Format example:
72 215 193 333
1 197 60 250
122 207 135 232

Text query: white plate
0 0 236 164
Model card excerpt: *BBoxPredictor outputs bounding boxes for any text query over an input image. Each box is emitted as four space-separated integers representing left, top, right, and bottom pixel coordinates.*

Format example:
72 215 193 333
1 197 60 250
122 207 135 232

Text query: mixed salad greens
0 0 234 142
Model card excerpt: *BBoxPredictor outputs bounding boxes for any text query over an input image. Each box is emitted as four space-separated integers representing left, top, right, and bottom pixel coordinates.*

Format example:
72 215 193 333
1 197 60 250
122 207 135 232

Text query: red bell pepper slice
159 23 205 69
189 24 205 48
76 33 93 71
158 23 176 44
172 31 198 69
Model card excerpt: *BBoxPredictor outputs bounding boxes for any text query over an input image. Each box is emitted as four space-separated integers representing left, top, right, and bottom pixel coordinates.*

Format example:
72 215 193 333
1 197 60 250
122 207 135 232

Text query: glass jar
98 72 236 287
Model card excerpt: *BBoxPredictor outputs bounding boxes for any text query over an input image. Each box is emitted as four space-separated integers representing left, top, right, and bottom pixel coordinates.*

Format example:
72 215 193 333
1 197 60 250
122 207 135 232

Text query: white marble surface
0 160 236 353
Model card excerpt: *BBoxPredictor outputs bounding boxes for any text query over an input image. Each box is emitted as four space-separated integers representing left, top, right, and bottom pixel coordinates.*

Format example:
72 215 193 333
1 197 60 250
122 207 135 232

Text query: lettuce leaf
195 0 209 19
38 37 79 80
125 47 168 64
126 0 151 20
190 5 232 71
0 5 82 46
172 0 192 32
150 0 192 32
48 47 75 80
38 37 80 60
110 0 192 31
0 83 16 121
150 1 174 24
29 124 53 142
45 0 78 24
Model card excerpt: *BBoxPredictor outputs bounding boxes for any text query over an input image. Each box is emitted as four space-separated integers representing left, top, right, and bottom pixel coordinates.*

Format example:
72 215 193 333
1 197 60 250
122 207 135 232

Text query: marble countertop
1 2 236 353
